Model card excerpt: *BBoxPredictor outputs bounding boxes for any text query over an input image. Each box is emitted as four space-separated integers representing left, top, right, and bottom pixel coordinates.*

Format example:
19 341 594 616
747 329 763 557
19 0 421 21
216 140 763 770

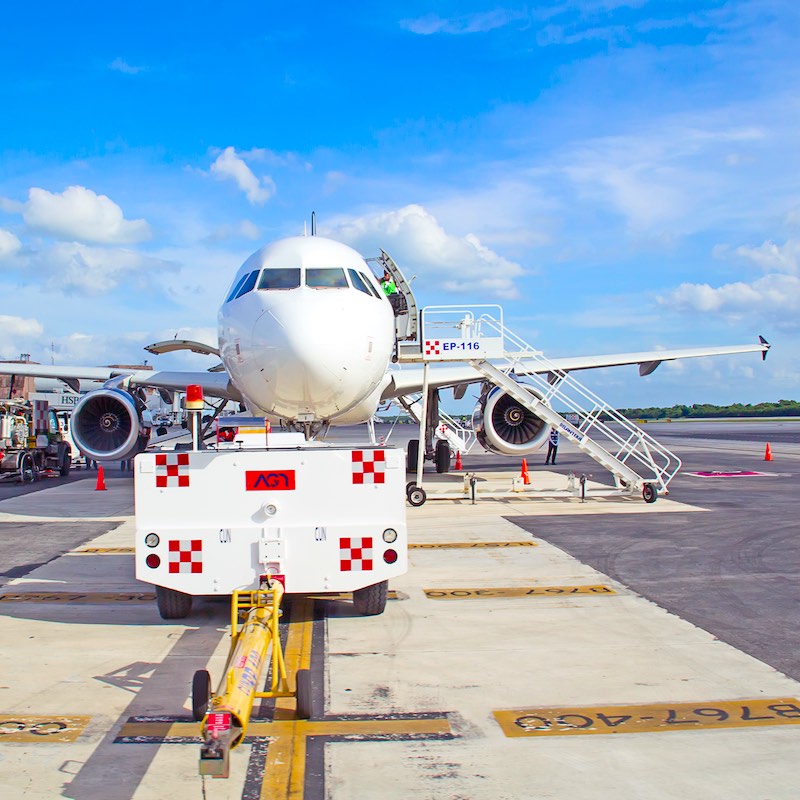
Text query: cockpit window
347 269 371 296
306 267 348 288
258 268 301 290
225 273 250 303
233 270 259 300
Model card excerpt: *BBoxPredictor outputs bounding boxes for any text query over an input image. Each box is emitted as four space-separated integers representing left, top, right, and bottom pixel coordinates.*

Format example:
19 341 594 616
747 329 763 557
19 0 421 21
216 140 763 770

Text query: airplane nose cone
248 295 385 419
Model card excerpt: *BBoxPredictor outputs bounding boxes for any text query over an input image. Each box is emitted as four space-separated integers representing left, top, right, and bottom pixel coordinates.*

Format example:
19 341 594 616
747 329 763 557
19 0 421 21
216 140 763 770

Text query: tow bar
195 580 311 777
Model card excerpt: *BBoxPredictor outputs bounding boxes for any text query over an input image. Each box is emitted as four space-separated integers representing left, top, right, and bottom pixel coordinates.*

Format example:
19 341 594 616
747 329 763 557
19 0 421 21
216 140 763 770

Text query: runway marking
114 598 454 799
495 698 800 737
68 547 135 555
0 715 90 742
0 592 154 603
306 590 400 602
425 585 615 599
687 471 772 478
410 541 537 549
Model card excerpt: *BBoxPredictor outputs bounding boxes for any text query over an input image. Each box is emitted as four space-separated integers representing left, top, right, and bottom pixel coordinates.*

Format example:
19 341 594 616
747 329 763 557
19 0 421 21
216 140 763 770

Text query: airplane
0 232 770 473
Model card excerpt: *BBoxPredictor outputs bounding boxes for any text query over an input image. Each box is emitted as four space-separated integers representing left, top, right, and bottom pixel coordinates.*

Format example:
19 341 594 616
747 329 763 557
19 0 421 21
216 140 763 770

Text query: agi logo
245 470 296 491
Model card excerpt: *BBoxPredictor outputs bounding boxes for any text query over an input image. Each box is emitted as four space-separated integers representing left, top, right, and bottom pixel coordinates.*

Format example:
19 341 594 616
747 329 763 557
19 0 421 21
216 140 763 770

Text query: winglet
759 335 770 361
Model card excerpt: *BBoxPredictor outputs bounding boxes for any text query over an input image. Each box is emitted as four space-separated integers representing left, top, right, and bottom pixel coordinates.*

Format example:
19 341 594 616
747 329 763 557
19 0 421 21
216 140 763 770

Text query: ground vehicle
0 400 72 482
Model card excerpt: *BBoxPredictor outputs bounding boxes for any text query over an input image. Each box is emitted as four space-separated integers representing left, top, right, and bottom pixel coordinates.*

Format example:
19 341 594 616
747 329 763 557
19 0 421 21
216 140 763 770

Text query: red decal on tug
168 539 203 573
352 450 386 484
245 471 296 491
155 453 190 488
340 537 373 571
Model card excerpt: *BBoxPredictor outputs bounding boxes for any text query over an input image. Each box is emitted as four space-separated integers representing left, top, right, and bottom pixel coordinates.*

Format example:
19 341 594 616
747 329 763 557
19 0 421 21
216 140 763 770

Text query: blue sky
1 1 799 409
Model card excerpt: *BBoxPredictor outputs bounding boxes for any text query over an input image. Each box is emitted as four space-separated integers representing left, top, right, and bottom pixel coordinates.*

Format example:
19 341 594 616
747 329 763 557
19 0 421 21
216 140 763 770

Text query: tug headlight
382 528 398 543
145 533 160 548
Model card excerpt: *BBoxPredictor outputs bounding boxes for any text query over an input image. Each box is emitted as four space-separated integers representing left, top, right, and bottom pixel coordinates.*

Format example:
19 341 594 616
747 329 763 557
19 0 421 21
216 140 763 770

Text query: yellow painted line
118 716 451 741
0 715 91 743
410 541 537 549
0 592 154 604
495 698 800 737
69 547 135 555
261 597 315 800
306 590 399 601
425 585 616 599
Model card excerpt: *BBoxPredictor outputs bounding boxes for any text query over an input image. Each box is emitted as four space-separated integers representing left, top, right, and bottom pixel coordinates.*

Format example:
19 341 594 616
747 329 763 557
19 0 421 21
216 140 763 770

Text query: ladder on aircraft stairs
470 316 681 499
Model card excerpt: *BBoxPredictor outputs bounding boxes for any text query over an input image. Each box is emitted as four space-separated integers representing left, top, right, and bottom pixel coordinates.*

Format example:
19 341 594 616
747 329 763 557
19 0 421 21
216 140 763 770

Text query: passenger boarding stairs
417 306 682 499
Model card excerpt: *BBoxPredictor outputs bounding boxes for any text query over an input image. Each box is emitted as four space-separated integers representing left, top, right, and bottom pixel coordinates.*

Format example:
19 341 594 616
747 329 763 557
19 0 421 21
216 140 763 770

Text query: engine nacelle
472 385 551 456
72 388 151 461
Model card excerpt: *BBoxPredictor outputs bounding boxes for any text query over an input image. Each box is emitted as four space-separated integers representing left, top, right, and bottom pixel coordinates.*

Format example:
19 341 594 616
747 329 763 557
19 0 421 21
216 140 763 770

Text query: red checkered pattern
339 537 373 572
155 453 190 488
352 450 385 484
168 539 203 574
424 340 441 355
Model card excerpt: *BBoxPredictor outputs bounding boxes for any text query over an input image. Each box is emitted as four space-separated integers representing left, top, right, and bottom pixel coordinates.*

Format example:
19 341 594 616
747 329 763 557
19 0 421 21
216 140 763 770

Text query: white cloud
660 273 800 329
23 186 151 244
0 197 23 213
206 220 261 242
401 10 524 35
0 229 21 260
733 239 800 274
0 314 44 360
210 147 276 205
39 242 178 296
109 57 146 75
331 204 524 299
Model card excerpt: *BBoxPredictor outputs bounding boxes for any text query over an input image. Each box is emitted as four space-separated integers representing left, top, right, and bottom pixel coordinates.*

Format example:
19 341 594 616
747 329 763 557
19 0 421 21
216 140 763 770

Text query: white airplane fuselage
218 236 395 424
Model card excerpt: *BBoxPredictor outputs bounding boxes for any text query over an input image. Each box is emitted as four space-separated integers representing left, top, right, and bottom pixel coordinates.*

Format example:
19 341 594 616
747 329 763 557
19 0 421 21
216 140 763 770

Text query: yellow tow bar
195 582 312 777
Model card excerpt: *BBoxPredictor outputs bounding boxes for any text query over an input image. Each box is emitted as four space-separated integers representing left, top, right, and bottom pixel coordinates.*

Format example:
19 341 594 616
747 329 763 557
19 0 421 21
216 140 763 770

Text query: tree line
616 399 800 420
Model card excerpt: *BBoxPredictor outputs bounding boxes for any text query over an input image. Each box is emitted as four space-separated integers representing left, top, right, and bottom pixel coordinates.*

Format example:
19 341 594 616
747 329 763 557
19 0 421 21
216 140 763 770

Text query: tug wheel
642 484 658 504
295 669 312 720
18 452 36 483
155 585 193 619
192 669 212 721
353 580 388 615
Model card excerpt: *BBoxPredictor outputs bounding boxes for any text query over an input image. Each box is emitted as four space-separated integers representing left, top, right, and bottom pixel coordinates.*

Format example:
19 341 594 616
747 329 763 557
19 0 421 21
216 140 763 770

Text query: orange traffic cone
764 443 773 462
454 450 463 470
95 465 107 491
520 458 531 485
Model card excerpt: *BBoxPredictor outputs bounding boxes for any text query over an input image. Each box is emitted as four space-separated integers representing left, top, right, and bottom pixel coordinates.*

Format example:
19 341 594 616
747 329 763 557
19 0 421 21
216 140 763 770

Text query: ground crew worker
545 428 559 465
380 269 397 296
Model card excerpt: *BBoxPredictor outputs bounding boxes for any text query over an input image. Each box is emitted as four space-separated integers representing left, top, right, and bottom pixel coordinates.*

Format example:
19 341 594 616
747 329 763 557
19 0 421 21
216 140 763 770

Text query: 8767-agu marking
494 698 800 737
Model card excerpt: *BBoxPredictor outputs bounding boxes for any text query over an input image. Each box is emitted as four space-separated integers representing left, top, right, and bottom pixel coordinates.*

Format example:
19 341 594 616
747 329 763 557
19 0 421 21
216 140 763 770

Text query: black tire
59 447 71 477
642 484 658 504
405 481 416 495
155 585 193 619
18 452 36 483
192 669 212 721
353 580 388 615
435 439 450 473
407 486 427 507
295 668 312 720
406 439 419 472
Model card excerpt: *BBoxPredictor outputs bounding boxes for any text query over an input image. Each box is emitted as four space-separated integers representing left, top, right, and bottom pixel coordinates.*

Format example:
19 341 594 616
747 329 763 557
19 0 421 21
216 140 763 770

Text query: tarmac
0 425 798 799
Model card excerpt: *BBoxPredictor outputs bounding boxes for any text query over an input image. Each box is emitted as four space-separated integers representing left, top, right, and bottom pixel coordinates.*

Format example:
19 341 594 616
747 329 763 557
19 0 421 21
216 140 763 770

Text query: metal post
416 363 429 489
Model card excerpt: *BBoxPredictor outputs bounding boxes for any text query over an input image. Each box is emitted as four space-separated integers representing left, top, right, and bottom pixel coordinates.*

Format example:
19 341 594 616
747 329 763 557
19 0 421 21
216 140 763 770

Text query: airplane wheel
407 486 427 507
435 439 450 473
406 439 419 472
192 669 212 721
353 580 388 615
295 669 312 719
642 484 658 504
155 585 193 619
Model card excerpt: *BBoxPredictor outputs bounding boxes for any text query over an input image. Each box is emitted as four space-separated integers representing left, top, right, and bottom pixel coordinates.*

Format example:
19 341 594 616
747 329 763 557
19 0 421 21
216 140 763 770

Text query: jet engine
71 388 152 461
472 384 551 456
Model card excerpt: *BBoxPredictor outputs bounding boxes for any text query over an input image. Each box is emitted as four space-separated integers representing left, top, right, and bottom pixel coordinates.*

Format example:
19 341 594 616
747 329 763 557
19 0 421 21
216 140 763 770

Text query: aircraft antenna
311 211 316 236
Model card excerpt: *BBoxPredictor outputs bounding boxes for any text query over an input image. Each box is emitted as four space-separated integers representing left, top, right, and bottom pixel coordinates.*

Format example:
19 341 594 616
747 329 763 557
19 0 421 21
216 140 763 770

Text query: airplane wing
0 363 243 402
381 338 771 400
